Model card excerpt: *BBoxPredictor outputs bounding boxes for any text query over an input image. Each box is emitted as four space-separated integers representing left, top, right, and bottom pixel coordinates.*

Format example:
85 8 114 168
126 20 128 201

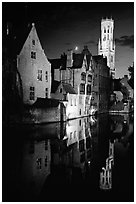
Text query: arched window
87 84 91 95
80 83 85 94
104 27 106 33
88 74 92 82
107 26 110 33
81 72 86 81
103 35 106 41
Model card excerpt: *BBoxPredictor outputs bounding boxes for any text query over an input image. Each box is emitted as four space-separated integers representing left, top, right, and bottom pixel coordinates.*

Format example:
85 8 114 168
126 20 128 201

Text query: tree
128 63 134 89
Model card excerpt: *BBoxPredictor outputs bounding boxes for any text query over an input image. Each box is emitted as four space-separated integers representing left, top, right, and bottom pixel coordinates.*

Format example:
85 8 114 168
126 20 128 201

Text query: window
87 85 91 95
45 71 48 82
30 86 35 100
111 56 113 62
79 119 81 126
103 35 106 41
104 27 106 33
31 51 36 59
81 72 86 81
74 98 76 106
79 140 85 152
80 83 85 94
37 70 42 81
79 96 82 104
45 88 48 98
79 109 81 115
70 132 72 140
107 34 109 40
60 88 62 93
71 98 73 106
32 39 35 45
36 158 42 169
88 74 92 82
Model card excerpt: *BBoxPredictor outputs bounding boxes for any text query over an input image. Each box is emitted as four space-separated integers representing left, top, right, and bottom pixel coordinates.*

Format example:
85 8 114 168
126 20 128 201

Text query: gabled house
50 46 93 119
17 23 51 105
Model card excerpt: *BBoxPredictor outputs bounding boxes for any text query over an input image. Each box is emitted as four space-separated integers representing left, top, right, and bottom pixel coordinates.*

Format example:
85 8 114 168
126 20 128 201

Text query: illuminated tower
98 18 115 78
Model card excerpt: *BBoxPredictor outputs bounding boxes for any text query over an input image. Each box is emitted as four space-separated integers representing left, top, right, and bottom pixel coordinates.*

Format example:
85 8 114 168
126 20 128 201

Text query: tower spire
98 18 115 78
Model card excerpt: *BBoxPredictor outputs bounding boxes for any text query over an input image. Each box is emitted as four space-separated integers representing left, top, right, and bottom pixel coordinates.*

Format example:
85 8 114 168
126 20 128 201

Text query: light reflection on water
3 113 134 201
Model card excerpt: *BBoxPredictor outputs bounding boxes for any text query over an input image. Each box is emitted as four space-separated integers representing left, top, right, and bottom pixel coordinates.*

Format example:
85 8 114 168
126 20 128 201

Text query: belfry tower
98 18 115 78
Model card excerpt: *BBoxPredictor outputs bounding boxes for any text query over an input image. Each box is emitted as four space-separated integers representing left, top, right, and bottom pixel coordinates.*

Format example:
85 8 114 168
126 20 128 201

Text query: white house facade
17 23 51 105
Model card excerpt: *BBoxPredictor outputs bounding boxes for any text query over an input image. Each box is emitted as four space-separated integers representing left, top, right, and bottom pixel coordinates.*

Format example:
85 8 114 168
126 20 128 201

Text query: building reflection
21 138 51 200
100 141 114 190
18 113 133 200
99 113 133 191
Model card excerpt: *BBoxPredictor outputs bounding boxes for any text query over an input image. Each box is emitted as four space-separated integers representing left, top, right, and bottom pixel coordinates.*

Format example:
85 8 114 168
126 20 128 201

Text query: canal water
3 113 134 202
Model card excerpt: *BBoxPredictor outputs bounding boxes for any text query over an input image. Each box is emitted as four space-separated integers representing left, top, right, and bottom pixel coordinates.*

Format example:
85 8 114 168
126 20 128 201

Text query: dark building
91 55 110 113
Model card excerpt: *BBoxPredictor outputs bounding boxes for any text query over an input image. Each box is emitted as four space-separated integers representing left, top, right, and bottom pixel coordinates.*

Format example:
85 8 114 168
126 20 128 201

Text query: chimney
67 49 73 68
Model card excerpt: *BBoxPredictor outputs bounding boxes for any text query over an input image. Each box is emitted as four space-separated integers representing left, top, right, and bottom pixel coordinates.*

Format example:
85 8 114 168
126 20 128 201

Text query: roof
32 98 60 108
62 83 76 94
49 58 62 69
49 53 67 70
51 80 60 93
92 55 107 66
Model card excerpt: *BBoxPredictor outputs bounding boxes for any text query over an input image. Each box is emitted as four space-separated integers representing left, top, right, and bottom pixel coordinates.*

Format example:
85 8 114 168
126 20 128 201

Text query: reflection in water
3 113 133 201
20 139 51 200
100 141 114 190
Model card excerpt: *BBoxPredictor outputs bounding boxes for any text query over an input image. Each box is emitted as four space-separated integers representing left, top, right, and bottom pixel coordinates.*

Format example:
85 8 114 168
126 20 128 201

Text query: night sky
3 2 134 78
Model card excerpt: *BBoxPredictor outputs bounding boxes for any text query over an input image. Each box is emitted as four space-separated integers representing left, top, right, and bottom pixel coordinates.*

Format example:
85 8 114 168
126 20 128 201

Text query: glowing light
75 46 78 51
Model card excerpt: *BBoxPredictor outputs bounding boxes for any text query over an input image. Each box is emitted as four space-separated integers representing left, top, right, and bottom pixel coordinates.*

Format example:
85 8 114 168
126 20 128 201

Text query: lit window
45 88 48 98
81 72 86 81
32 39 35 45
31 51 36 59
37 70 42 81
45 71 48 82
30 86 35 100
